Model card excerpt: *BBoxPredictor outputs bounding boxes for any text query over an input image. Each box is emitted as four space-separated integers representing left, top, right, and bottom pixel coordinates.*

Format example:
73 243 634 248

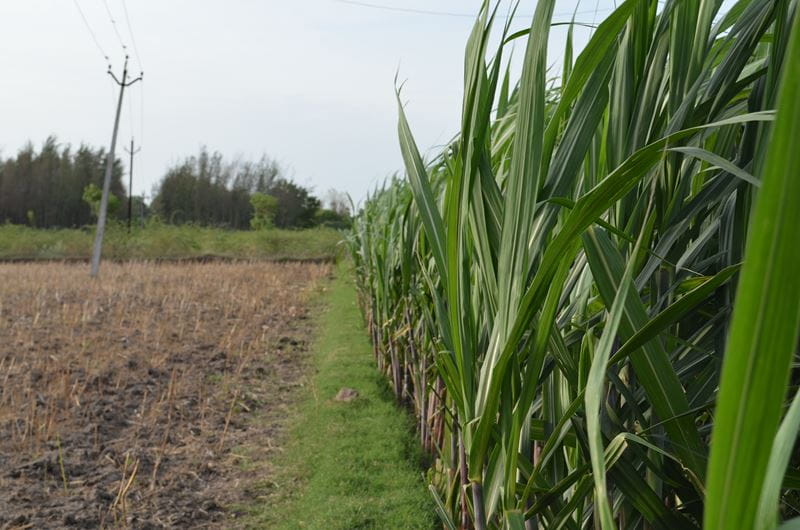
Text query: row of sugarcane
347 0 800 528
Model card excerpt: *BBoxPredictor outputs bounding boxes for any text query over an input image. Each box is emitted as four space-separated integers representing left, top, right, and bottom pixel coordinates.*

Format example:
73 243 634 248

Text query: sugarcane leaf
584 227 707 479
756 388 800 530
670 146 760 187
396 92 447 283
429 484 458 530
705 16 800 530
470 111 773 481
584 239 633 528
609 264 739 365
504 510 526 530
471 0 557 483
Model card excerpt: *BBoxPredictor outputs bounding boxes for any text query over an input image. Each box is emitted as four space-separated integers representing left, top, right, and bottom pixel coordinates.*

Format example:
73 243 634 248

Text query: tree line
0 139 350 230
0 137 127 227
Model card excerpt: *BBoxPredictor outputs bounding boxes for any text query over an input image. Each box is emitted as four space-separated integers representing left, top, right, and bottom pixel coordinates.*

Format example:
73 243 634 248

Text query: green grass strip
0 224 342 261
244 261 435 529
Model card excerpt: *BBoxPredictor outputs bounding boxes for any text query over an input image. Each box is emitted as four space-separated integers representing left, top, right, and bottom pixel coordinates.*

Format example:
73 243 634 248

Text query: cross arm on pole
124 74 143 87
108 69 123 85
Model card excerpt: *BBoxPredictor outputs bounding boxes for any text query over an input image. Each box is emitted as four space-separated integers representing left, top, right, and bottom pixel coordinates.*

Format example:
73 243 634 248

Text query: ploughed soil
0 262 331 529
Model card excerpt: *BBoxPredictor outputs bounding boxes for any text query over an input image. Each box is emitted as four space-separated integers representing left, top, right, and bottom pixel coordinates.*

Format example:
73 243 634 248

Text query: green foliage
348 0 799 528
0 223 342 261
2 142 340 232
314 208 352 230
242 262 435 529
249 192 278 230
268 178 321 229
706 16 800 530
82 183 121 219
150 148 254 229
151 147 328 230
0 136 126 228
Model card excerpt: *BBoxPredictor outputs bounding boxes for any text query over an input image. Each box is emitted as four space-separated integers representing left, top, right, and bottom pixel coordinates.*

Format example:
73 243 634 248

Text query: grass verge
0 223 342 261
242 261 436 529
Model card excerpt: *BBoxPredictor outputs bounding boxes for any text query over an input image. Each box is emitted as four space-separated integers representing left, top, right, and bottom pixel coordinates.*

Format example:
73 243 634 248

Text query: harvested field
0 262 331 529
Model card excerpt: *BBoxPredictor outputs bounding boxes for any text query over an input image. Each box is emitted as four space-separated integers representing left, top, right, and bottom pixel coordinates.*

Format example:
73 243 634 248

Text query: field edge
238 260 436 529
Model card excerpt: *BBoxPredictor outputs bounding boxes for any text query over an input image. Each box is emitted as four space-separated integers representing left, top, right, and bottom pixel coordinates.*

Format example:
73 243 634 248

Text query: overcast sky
0 1 613 205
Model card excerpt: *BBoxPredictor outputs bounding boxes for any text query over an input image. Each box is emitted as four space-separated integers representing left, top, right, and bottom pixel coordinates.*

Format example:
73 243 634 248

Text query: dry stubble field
0 261 331 529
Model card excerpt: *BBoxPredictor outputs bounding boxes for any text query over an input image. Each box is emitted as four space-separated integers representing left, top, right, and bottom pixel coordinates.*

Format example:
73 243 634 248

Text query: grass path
244 261 435 529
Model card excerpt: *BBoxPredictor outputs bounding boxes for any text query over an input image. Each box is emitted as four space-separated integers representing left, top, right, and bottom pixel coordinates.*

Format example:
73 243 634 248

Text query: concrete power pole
90 56 142 277
124 137 141 233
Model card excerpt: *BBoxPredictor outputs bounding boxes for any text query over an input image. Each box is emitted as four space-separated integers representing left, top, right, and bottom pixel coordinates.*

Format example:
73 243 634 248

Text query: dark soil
0 262 330 529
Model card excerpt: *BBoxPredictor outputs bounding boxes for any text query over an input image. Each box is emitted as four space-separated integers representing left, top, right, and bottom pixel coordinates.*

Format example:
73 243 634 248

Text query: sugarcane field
1 0 799 529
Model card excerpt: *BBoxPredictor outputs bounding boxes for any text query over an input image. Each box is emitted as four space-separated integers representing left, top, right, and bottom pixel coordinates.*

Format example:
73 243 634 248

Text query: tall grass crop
349 0 800 527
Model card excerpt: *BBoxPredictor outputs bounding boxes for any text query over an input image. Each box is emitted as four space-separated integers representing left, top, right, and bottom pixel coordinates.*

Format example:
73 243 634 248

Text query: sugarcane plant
348 0 800 527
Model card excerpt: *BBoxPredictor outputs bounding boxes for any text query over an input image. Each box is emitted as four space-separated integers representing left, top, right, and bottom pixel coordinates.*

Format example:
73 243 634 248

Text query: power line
331 0 614 19
590 0 602 35
125 78 145 154
128 82 135 139
120 0 143 72
120 0 145 179
137 81 145 156
140 83 145 155
134 87 145 199
333 0 479 17
108 74 116 109
71 0 111 65
102 0 129 54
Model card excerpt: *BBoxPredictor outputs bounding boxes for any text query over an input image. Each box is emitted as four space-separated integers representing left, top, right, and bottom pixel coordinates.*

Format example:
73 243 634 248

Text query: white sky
0 1 614 205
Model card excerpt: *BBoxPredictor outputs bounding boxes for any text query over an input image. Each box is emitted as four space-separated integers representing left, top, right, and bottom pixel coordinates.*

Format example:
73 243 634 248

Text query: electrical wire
137 82 145 196
140 83 145 153
71 0 111 65
333 0 479 17
128 85 135 140
102 0 128 54
119 0 145 186
120 0 143 73
108 74 117 110
590 0 602 35
331 0 615 19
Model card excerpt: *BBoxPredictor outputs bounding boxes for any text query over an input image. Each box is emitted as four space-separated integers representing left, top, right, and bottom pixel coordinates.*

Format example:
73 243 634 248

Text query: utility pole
90 56 142 278
124 137 141 233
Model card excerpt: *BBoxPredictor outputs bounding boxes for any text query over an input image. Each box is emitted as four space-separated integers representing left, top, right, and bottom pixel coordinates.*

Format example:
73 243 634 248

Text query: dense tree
249 192 278 230
152 148 283 229
314 208 351 229
0 137 126 228
83 183 121 218
267 179 320 228
1 141 346 231
152 148 326 229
